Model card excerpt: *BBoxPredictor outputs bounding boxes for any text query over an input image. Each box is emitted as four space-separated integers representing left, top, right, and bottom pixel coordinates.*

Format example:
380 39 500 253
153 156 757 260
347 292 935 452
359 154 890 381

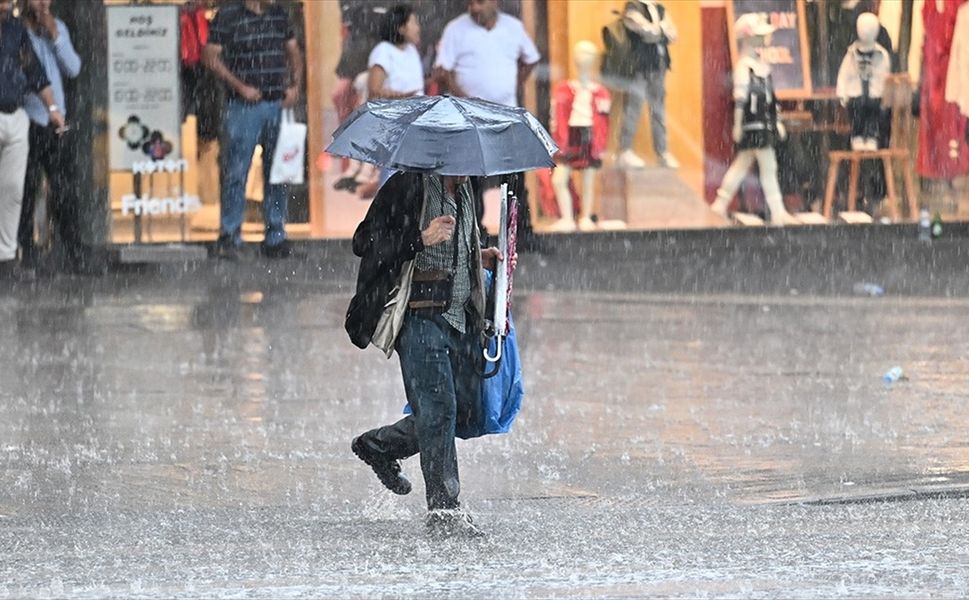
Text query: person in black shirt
203 0 303 260
0 0 65 281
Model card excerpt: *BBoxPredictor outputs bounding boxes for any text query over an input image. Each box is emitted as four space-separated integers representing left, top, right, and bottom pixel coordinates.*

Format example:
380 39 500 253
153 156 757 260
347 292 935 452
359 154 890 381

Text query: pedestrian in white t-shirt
433 0 543 248
434 0 540 107
368 4 425 100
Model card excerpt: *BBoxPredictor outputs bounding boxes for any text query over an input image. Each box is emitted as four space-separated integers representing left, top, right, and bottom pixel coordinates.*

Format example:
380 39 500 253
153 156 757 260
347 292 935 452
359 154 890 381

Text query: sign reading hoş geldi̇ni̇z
727 0 813 98
107 5 181 170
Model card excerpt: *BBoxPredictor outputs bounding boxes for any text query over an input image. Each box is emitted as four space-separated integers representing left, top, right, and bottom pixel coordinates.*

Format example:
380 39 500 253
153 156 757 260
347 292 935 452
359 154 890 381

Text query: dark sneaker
262 241 295 259
351 436 411 495
0 260 35 283
425 509 485 538
215 236 245 261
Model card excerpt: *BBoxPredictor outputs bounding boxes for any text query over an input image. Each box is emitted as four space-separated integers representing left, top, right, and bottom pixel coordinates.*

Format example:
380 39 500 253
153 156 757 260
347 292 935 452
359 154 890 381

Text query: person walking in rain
346 171 510 538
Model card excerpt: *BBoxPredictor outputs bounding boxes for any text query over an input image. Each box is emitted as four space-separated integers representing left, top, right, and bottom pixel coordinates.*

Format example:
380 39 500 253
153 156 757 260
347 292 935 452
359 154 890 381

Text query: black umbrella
326 95 558 176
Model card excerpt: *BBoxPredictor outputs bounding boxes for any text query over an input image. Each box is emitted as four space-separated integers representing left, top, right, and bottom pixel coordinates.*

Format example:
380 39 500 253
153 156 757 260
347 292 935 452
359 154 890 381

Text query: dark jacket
345 171 426 349
0 17 50 111
601 1 670 80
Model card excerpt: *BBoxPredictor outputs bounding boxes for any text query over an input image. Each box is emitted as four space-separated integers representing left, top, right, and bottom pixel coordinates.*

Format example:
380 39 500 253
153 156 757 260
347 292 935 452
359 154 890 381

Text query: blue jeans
356 314 482 510
219 100 288 247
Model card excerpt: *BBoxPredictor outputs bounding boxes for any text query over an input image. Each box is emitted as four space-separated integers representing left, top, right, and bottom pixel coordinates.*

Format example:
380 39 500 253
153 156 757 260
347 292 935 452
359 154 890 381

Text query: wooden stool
822 149 918 221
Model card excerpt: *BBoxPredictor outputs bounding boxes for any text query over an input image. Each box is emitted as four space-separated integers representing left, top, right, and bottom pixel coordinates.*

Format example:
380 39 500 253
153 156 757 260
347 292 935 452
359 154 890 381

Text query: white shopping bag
269 109 306 185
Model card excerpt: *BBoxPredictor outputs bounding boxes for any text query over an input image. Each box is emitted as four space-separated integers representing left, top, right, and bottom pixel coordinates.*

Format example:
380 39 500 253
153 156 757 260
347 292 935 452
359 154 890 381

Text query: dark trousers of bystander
18 122 83 269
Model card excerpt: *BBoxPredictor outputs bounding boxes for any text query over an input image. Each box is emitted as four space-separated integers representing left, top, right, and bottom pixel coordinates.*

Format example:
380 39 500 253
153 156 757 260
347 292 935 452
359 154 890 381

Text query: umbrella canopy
326 95 558 176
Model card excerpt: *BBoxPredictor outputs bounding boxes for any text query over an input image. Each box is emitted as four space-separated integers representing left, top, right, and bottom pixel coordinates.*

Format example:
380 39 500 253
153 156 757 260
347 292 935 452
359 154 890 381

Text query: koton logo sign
121 194 201 216
132 159 188 174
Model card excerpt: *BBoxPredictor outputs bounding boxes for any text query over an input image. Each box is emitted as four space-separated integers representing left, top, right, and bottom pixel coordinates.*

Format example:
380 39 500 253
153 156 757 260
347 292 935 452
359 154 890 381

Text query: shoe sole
351 438 411 495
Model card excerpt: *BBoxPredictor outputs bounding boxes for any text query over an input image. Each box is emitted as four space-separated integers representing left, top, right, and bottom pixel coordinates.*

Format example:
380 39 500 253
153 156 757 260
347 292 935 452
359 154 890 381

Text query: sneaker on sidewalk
262 241 296 259
658 152 680 169
215 236 247 262
351 436 411 495
617 149 647 170
425 508 485 538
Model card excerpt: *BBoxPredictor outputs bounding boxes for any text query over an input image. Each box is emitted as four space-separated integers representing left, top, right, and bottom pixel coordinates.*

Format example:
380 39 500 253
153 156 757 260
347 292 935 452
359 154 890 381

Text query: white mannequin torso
568 81 595 127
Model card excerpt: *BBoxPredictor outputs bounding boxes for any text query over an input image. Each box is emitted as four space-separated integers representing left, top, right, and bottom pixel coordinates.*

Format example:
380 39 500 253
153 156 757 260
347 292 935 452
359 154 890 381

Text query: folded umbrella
326 95 557 176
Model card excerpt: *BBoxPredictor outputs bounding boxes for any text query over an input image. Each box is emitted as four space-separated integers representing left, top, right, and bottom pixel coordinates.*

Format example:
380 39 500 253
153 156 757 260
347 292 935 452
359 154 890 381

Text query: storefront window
54 0 969 246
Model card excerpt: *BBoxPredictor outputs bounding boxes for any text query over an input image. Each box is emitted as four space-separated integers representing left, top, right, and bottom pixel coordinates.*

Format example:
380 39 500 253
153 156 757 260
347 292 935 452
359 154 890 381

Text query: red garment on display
535 168 581 218
918 0 969 179
180 6 209 67
553 80 610 169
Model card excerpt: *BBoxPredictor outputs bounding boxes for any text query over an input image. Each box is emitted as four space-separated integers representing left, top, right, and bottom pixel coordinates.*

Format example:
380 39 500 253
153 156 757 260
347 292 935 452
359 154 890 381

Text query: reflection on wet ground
2 266 969 596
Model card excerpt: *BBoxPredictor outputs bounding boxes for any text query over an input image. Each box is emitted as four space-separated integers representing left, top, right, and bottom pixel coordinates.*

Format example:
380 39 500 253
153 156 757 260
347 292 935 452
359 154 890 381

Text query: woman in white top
368 4 424 99
336 5 425 194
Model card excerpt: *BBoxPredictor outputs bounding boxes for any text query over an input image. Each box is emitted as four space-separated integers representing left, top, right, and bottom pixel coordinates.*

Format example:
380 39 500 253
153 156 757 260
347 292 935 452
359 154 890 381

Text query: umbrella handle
483 335 503 363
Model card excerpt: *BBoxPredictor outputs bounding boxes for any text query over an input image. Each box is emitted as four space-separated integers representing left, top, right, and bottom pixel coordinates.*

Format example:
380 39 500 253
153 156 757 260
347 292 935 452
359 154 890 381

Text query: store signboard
727 0 813 98
107 5 181 170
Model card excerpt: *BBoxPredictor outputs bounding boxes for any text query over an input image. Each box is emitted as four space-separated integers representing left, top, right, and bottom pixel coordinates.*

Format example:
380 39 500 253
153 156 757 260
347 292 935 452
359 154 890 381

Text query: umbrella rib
384 98 448 170
450 100 491 175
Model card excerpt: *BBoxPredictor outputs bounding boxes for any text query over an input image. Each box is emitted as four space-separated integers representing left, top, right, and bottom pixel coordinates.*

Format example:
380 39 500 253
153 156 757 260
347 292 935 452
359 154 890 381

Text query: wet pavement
3 229 969 598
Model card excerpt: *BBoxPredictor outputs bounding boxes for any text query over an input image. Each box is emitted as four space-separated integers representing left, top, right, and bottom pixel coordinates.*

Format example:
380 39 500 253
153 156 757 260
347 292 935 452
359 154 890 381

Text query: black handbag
408 190 462 314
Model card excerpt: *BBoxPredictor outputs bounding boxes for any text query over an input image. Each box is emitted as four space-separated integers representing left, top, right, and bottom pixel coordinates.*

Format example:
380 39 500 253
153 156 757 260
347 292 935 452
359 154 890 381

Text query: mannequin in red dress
918 0 969 180
549 41 612 232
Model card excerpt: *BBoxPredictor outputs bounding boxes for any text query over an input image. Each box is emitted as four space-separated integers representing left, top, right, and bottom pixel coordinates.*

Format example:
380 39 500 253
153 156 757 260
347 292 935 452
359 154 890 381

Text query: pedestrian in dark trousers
434 0 543 249
346 171 511 538
17 0 82 274
0 0 64 282
203 0 303 260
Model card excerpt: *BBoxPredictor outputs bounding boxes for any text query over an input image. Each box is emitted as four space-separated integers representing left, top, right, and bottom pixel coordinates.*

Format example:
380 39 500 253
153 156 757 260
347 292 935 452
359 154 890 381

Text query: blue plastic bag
404 270 524 437
475 315 524 435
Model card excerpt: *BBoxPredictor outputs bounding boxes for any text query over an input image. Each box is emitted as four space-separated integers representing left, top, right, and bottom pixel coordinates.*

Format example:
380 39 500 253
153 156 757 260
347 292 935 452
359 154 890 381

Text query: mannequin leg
847 97 866 150
755 148 798 225
548 165 576 232
645 70 679 169
710 151 757 217
618 75 648 169
578 168 597 231
862 97 880 150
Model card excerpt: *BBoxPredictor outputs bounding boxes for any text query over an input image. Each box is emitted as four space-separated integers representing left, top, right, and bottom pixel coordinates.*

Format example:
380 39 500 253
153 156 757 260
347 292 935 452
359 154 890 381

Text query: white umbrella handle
483 336 503 363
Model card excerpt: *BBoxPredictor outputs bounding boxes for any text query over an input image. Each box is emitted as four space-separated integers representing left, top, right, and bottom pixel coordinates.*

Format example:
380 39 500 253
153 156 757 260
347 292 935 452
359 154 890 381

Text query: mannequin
550 41 611 232
837 13 891 150
710 14 798 226
602 0 678 169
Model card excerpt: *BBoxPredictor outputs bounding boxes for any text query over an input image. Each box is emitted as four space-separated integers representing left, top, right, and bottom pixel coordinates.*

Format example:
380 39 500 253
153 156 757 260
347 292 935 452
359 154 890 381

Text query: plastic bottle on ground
883 366 905 386
853 283 885 297
931 211 943 239
918 209 931 242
